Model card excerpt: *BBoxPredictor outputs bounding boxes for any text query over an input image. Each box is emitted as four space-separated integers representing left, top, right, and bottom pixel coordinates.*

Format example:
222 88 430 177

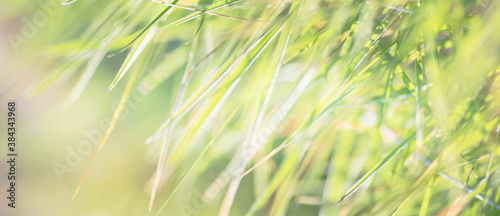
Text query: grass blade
332 132 416 207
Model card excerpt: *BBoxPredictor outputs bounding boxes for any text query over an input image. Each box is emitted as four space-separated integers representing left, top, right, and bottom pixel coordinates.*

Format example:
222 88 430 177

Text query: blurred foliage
2 0 500 215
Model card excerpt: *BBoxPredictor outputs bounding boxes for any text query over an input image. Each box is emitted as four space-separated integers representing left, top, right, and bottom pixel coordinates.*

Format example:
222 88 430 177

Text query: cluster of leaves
30 0 500 215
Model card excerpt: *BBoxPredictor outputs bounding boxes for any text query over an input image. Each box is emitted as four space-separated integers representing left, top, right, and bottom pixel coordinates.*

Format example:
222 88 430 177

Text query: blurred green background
1 0 500 215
